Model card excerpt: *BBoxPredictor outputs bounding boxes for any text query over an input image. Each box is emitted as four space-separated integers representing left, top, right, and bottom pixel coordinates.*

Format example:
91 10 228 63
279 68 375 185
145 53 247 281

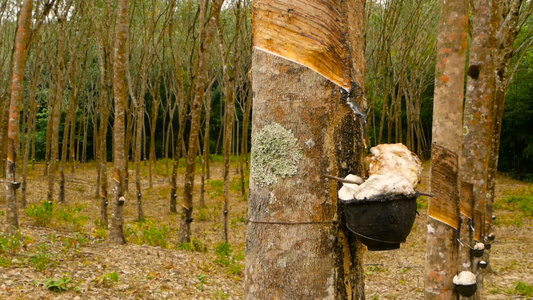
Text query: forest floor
0 159 532 299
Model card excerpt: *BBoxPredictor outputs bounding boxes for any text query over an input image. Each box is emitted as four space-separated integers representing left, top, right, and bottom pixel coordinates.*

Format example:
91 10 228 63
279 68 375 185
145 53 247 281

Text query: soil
0 160 531 299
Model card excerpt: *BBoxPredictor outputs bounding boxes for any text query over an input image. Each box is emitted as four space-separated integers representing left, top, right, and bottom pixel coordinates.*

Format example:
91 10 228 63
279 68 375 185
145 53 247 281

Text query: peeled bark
109 0 129 245
5 0 33 232
425 0 468 297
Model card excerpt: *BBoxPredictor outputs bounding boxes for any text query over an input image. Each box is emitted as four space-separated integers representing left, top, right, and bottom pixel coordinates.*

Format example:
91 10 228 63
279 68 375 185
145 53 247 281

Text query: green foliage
25 201 53 227
208 180 224 199
25 202 89 230
178 238 207 252
124 220 170 248
214 242 244 277
494 195 533 216
94 272 119 287
214 290 230 299
196 207 211 221
0 232 25 253
55 204 90 231
417 196 428 210
499 46 533 179
230 215 246 227
92 226 109 240
229 175 249 193
514 281 533 297
30 244 56 272
60 233 89 252
197 274 208 284
44 276 72 292
0 257 12 267
214 242 233 266
366 265 386 276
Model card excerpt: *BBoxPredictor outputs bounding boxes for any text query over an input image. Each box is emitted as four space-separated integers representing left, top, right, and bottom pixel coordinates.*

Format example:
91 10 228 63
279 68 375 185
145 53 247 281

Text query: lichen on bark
250 123 303 186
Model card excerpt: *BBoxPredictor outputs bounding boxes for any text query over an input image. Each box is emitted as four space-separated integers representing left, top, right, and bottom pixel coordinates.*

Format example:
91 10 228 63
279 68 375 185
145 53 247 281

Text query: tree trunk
22 47 42 208
47 15 68 203
245 49 366 299
461 0 499 295
5 0 33 232
245 0 366 297
425 0 468 298
109 0 129 245
178 0 224 243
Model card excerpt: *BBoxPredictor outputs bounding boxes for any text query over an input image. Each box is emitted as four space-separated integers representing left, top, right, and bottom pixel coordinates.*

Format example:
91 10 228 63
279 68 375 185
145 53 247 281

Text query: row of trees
427 0 532 298
0 0 253 244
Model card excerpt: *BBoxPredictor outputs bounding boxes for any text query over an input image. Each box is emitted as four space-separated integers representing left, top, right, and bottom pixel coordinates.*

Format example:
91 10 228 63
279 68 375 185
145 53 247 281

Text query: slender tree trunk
5 0 32 232
178 0 224 243
22 49 41 208
170 97 188 213
425 0 468 298
216 15 238 242
109 0 129 245
60 46 82 203
200 78 214 208
48 15 69 203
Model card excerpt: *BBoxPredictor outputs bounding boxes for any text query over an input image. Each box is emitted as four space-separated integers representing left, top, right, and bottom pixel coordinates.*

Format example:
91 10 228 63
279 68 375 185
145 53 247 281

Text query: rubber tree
424 0 469 298
244 0 367 298
178 0 224 243
47 0 73 203
109 0 129 245
5 0 33 233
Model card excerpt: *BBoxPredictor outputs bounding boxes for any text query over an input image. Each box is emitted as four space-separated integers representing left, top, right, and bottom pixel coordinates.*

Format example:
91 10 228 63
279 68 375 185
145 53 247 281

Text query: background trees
0 0 530 191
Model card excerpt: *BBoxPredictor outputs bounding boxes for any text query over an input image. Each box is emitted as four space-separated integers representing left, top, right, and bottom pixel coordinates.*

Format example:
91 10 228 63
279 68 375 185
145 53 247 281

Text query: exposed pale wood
253 0 351 90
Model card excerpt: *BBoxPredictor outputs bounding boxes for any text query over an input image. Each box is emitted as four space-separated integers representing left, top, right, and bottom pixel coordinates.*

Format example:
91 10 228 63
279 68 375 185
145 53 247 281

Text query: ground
0 159 532 299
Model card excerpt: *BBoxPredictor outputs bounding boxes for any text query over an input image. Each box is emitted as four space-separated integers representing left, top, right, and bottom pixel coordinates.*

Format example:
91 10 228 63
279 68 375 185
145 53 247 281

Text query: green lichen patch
251 123 303 186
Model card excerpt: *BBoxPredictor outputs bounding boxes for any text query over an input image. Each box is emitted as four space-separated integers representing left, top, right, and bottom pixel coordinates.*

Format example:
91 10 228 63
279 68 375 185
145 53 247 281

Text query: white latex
353 173 415 200
365 143 422 188
453 271 477 285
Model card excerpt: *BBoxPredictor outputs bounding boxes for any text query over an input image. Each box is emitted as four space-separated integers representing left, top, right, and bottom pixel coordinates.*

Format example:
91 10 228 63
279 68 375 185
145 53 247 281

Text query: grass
25 202 90 231
492 193 533 226
124 220 170 248
29 244 56 272
494 194 533 216
214 242 244 277
178 238 207 252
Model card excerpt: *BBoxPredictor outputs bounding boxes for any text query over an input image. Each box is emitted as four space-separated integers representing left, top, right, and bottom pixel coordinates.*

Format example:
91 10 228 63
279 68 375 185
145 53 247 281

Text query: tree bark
425 0 468 298
245 49 366 300
109 0 129 245
461 0 500 296
5 0 33 232
245 0 366 297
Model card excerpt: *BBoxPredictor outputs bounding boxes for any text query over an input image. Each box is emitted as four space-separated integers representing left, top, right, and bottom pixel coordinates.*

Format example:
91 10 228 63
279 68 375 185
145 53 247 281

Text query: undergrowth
25 202 89 230
124 220 170 248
